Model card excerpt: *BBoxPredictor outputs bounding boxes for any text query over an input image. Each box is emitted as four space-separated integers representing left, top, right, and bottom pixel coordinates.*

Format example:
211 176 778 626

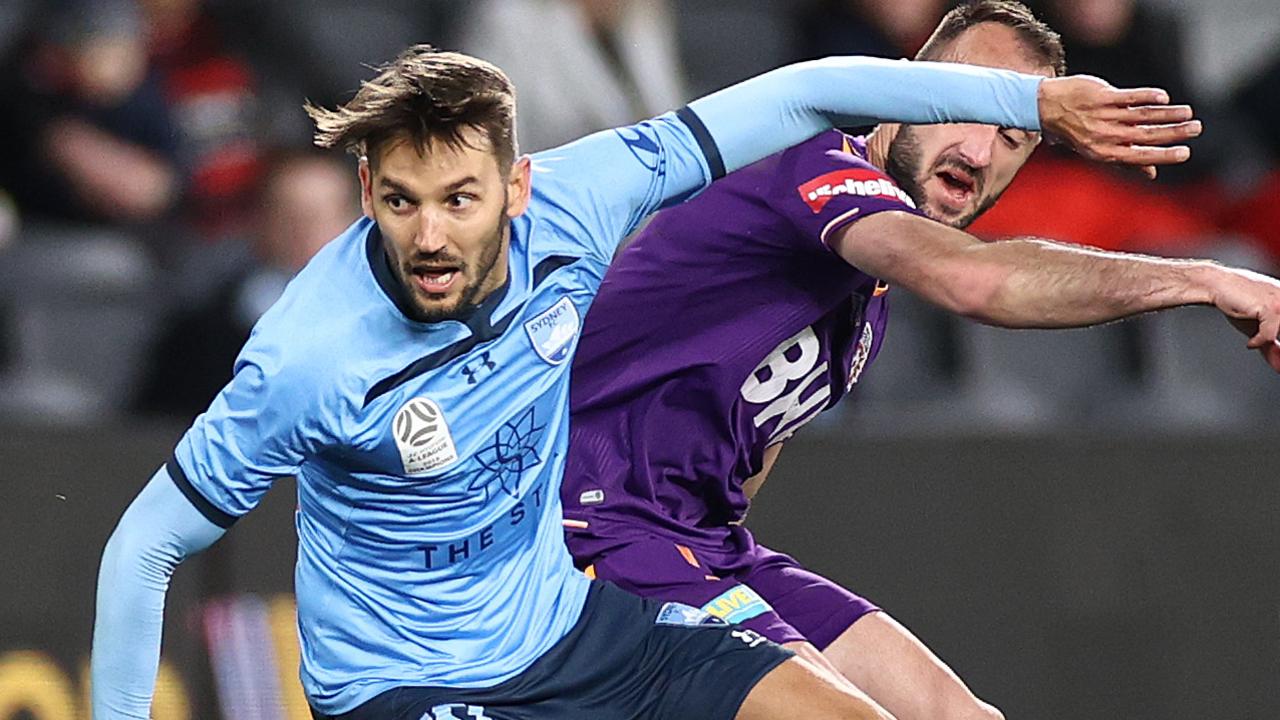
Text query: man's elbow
100 514 183 589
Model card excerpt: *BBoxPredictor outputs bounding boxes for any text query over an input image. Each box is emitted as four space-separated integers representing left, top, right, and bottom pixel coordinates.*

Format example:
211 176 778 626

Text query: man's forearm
93 468 224 719
961 239 1216 328
687 56 1042 176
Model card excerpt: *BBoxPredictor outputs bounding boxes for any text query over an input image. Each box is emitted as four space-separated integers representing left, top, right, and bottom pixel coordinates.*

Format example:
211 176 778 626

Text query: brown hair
305 44 518 169
916 1 1066 77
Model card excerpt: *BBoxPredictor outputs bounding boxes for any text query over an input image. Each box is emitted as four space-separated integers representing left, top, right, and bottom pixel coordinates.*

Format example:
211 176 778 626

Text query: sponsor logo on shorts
578 489 605 505
730 628 769 648
423 704 493 720
797 169 916 213
524 296 580 365
655 601 728 627
700 585 773 625
393 397 459 475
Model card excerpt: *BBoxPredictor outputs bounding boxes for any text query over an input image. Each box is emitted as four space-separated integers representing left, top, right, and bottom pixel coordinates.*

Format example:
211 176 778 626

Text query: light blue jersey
93 55 1048 720
169 113 712 713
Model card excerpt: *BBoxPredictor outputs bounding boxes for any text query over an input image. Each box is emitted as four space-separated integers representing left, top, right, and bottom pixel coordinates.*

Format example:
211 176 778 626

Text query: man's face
359 128 530 322
885 23 1054 229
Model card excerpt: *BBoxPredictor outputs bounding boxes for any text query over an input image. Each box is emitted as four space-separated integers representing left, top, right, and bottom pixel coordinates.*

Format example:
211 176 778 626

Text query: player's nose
955 124 997 168
415 209 449 253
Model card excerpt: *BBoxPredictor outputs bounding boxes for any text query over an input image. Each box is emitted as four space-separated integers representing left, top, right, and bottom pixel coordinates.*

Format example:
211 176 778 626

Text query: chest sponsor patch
798 168 916 213
392 397 459 475
700 584 773 625
524 296 580 365
655 601 727 627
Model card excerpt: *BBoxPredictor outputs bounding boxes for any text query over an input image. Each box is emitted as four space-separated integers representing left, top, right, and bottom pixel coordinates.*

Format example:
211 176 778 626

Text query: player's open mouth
412 267 460 294
935 168 976 207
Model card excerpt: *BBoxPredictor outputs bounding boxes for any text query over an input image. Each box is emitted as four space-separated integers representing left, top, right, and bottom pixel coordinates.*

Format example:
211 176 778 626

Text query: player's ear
505 154 533 220
358 157 375 220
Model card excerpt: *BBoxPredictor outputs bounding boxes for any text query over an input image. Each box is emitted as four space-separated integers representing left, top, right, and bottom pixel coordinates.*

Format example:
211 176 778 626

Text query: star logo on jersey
467 407 545 500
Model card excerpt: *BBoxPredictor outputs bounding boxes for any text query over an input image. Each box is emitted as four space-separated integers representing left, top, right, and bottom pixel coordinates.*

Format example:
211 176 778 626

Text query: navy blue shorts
312 580 793 720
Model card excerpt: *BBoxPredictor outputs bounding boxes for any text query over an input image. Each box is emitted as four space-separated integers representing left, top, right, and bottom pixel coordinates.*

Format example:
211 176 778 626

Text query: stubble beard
885 125 1002 230
402 202 509 323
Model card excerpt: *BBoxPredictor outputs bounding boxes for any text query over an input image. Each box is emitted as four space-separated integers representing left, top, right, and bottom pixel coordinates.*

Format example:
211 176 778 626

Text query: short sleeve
527 110 715 267
767 132 926 252
169 346 332 527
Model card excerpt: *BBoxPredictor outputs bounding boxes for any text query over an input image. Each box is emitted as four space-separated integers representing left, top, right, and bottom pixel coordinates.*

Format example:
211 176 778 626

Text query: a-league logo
393 397 460 474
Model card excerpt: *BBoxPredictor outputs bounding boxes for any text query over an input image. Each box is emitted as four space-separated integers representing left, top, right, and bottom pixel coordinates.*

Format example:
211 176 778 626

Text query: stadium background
1 0 1278 718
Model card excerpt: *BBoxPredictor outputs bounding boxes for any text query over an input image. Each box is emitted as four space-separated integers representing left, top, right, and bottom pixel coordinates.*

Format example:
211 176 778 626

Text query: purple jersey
564 130 922 558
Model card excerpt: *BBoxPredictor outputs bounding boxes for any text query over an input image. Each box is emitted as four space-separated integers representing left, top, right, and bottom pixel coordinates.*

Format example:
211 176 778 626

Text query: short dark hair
305 45 518 169
916 1 1066 77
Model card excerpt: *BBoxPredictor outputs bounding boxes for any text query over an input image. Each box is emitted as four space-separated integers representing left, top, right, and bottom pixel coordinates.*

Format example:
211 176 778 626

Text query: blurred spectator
967 153 1215 254
1222 49 1280 267
966 0 1224 256
1041 0 1220 185
133 150 358 418
1044 0 1192 103
456 0 686 152
0 0 180 227
795 0 948 61
211 0 441 145
141 0 266 242
1235 47 1280 160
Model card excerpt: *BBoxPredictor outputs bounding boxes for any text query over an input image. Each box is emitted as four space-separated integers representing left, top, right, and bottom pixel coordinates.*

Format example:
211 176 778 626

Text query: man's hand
1038 75 1201 180
1205 266 1280 372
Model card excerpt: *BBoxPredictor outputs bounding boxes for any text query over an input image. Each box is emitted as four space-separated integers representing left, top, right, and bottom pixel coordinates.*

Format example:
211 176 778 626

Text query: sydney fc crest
523 296 580 365
393 397 459 475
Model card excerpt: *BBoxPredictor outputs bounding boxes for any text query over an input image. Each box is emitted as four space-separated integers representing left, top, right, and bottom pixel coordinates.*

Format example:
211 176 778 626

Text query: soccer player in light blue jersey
91 44 1209 720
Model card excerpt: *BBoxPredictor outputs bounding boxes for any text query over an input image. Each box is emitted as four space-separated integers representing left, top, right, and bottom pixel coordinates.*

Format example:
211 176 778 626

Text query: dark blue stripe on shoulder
363 254 579 407
166 455 238 529
676 106 726 181
532 254 576 286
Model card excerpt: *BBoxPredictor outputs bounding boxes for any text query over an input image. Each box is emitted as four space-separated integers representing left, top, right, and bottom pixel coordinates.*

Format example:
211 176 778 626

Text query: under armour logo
461 352 497 385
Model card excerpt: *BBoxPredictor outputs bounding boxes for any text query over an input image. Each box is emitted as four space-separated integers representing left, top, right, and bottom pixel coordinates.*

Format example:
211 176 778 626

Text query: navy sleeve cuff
676 106 726 181
165 456 238 529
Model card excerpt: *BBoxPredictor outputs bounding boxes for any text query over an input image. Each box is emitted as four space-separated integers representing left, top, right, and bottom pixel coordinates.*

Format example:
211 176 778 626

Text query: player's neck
864 123 898 172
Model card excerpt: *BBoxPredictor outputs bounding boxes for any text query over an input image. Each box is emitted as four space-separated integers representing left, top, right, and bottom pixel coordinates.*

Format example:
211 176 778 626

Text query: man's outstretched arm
93 466 225 719
686 58 1196 177
546 56 1197 257
831 211 1280 371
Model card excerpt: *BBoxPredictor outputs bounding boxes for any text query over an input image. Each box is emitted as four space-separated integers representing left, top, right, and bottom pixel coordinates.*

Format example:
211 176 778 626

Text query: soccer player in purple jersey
562 2 1280 719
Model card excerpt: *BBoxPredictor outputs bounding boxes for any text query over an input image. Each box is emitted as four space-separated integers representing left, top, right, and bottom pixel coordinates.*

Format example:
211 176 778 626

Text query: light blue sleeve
529 56 1044 262
172 344 329 523
528 112 712 264
92 466 226 719
688 56 1044 175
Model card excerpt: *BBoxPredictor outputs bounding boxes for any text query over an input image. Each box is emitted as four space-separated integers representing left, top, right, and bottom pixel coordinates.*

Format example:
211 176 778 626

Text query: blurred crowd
0 0 1278 431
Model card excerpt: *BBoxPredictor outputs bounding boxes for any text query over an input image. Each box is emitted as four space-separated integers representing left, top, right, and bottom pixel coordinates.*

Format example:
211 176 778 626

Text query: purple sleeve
766 133 925 252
